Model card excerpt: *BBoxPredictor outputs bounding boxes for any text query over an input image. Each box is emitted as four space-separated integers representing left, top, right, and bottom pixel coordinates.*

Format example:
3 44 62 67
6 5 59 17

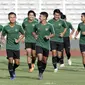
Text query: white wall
0 0 85 28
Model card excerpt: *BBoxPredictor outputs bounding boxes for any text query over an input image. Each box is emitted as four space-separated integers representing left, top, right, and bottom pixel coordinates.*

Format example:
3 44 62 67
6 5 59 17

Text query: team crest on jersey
32 24 35 27
59 23 61 26
45 28 49 31
15 29 18 32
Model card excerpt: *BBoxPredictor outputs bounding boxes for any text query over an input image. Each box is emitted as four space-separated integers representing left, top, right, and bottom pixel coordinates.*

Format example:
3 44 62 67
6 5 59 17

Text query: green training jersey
0 25 3 32
33 22 55 50
77 22 85 44
22 20 38 43
48 19 67 42
64 21 73 37
2 22 24 50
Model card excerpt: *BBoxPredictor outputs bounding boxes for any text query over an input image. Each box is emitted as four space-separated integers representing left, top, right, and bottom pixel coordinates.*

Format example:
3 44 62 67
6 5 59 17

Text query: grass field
0 56 85 85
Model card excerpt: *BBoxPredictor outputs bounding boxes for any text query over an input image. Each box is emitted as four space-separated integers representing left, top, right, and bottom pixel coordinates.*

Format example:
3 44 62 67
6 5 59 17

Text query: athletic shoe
60 64 65 68
68 59 72 65
54 68 58 73
10 76 15 80
38 73 43 80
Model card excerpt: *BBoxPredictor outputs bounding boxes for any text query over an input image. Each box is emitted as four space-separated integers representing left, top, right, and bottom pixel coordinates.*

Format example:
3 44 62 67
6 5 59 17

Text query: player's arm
74 24 80 39
69 23 75 39
0 25 3 40
32 24 38 39
21 23 25 43
82 32 85 35
74 30 79 39
45 24 55 39
15 26 25 43
60 21 67 37
1 26 6 44
60 28 67 37
70 28 75 36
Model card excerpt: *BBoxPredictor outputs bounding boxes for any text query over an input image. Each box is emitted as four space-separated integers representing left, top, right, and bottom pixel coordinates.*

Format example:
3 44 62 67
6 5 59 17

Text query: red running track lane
0 50 81 57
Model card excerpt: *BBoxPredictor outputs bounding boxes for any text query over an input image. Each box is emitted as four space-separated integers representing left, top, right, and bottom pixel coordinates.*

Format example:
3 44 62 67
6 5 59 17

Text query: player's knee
82 52 85 57
26 49 32 56
32 51 36 57
16 62 20 65
32 54 36 57
52 51 57 56
15 60 20 65
42 57 47 63
8 58 13 63
27 52 31 57
58 51 62 57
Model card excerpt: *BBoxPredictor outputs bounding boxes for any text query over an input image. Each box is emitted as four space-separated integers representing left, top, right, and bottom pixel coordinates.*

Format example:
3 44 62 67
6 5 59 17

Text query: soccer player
0 25 3 49
60 15 75 66
33 12 55 80
22 10 38 72
48 9 67 72
1 12 24 80
75 12 85 68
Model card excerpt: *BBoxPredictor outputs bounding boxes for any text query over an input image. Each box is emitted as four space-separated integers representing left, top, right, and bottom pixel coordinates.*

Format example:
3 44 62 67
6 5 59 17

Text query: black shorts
36 46 49 57
25 42 36 50
63 37 70 49
6 49 20 59
50 41 63 51
80 44 85 52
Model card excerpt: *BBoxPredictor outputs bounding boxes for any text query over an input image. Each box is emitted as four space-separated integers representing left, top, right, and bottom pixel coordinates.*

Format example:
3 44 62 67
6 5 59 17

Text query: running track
0 50 81 57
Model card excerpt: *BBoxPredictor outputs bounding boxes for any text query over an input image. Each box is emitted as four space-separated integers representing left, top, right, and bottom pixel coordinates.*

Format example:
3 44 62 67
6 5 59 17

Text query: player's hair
28 10 36 16
8 12 16 17
40 12 48 19
61 14 66 19
81 12 85 16
53 9 61 15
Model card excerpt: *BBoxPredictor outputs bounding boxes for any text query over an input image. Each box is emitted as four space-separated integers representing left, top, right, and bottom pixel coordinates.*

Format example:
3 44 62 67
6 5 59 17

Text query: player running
1 12 24 80
22 10 38 72
75 12 85 68
33 12 55 80
48 9 67 72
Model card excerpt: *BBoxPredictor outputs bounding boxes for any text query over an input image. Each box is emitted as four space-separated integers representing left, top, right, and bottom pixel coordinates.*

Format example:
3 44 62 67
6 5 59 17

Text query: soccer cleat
54 68 58 73
68 59 72 66
60 64 65 68
10 76 15 80
38 73 43 80
29 67 34 72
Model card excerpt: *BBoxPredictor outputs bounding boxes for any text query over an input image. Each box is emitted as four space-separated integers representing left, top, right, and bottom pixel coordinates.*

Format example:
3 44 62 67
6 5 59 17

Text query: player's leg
6 50 14 80
57 43 64 67
13 50 20 77
80 44 85 68
64 37 71 65
60 49 64 65
60 38 65 65
36 46 43 80
41 48 49 75
31 43 36 69
25 43 33 72
81 52 85 68
50 41 58 72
